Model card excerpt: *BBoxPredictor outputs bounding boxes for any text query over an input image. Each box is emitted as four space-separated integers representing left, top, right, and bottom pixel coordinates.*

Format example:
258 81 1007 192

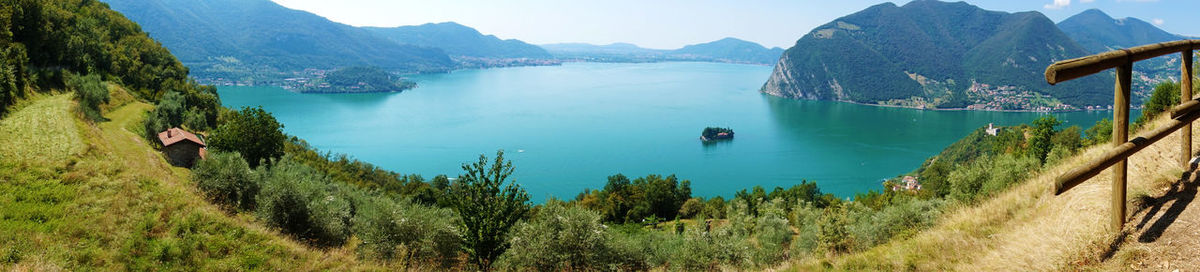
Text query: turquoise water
218 62 1119 202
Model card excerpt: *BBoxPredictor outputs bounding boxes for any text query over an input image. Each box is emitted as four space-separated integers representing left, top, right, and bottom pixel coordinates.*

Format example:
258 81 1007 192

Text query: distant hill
542 38 782 65
1058 9 1186 102
1058 9 1183 54
100 0 455 79
363 22 551 59
762 0 1111 110
670 38 784 65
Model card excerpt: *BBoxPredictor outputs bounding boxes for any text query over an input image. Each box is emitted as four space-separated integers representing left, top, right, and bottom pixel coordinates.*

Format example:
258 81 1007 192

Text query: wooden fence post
1183 49 1194 168
1113 62 1132 231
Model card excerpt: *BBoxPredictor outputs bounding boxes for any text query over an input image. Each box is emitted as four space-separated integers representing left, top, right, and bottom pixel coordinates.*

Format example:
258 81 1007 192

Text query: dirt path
1100 161 1200 271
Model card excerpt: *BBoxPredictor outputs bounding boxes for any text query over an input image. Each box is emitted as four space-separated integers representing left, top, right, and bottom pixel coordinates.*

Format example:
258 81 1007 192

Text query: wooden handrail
1046 40 1198 85
1044 39 1198 230
1054 108 1200 194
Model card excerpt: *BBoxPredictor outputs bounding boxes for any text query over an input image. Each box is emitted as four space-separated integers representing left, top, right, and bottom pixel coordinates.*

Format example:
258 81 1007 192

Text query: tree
68 73 109 122
450 150 531 270
209 106 286 168
1029 116 1061 164
192 151 258 211
1135 81 1181 128
1084 118 1113 146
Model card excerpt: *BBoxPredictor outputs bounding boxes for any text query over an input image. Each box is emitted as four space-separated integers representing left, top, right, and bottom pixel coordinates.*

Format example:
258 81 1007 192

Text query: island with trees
293 66 417 94
701 127 735 142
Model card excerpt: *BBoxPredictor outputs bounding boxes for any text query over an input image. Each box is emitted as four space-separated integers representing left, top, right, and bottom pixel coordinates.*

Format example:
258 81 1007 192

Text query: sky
270 0 1200 49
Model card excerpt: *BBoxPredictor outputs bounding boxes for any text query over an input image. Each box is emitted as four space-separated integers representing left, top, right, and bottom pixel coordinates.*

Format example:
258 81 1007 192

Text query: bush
501 202 611 271
68 73 109 122
817 205 851 255
143 91 185 142
1084 118 1113 146
354 197 461 268
1135 81 1181 128
847 198 944 250
192 151 257 211
678 198 703 219
255 157 352 247
210 106 286 168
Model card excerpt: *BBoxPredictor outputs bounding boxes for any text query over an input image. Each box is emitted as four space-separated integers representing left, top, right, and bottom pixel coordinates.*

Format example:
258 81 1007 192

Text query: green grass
0 94 84 167
0 95 379 270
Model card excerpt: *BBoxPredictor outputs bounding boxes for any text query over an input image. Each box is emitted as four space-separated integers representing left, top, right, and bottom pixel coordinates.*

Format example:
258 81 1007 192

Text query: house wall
164 142 202 167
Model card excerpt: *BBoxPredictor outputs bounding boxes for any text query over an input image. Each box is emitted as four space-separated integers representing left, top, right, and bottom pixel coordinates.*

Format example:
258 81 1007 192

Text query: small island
701 127 734 142
295 66 416 93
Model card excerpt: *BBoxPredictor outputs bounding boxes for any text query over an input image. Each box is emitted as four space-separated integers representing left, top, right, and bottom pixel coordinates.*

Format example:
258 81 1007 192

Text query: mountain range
1058 9 1188 100
541 38 784 65
363 22 552 59
761 0 1114 111
100 0 455 79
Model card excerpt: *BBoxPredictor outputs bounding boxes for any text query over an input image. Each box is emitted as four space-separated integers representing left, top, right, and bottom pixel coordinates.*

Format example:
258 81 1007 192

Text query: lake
219 62 1118 202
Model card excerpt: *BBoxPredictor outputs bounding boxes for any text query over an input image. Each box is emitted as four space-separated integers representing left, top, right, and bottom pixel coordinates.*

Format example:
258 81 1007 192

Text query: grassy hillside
780 113 1196 270
0 93 380 270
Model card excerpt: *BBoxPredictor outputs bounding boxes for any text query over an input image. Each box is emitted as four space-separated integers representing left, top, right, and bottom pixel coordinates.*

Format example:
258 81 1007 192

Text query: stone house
158 127 207 168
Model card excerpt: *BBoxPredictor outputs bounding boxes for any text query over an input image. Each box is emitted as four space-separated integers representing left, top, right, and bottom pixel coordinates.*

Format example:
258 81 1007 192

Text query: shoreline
772 94 1123 113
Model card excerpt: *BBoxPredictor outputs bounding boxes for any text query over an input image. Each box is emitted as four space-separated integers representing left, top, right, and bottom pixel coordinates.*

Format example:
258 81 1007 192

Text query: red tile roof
158 127 206 147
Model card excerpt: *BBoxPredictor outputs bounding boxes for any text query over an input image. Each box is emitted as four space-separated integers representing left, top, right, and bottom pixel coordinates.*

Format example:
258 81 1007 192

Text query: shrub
68 73 109 122
502 202 611 271
192 151 257 211
143 91 185 142
753 211 792 265
817 205 851 255
949 158 991 202
1084 118 1113 146
354 197 461 268
210 106 286 168
255 157 352 247
678 198 703 219
1135 81 1181 128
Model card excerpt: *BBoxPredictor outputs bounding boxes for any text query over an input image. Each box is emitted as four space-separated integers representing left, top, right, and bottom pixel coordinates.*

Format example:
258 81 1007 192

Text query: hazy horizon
270 0 1199 50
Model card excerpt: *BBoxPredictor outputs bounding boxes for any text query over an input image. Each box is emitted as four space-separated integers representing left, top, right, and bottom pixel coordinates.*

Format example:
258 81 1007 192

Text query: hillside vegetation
761 1 1111 110
781 91 1197 270
100 0 455 79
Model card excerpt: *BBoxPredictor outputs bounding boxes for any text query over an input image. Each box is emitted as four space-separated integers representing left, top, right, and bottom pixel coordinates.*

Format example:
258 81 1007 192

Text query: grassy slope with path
781 114 1200 271
0 94 380 270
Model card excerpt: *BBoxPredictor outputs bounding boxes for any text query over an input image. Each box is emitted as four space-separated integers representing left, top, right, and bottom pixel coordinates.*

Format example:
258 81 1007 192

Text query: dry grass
0 95 396 270
783 114 1194 271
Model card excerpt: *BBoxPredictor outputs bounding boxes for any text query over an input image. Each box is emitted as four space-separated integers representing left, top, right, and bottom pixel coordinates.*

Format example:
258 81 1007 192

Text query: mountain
761 0 1110 110
363 22 551 59
100 0 455 78
1058 9 1183 54
1058 9 1185 102
540 42 669 62
542 39 783 65
670 38 784 65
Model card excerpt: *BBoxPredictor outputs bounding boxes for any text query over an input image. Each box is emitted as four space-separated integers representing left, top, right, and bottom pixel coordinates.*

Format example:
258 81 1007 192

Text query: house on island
158 127 207 168
986 123 1000 136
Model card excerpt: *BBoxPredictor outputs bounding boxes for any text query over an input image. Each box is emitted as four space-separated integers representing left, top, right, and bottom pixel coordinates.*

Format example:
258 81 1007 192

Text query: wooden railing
1045 39 1199 230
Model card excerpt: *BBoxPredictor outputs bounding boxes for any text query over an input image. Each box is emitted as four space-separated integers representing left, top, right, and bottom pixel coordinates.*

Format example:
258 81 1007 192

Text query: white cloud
1080 0 1095 2
1044 0 1070 10
1153 18 1165 26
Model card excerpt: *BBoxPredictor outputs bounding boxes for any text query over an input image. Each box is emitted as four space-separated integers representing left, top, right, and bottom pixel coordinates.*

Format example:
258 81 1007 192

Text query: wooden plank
1046 40 1198 85
1183 50 1194 168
